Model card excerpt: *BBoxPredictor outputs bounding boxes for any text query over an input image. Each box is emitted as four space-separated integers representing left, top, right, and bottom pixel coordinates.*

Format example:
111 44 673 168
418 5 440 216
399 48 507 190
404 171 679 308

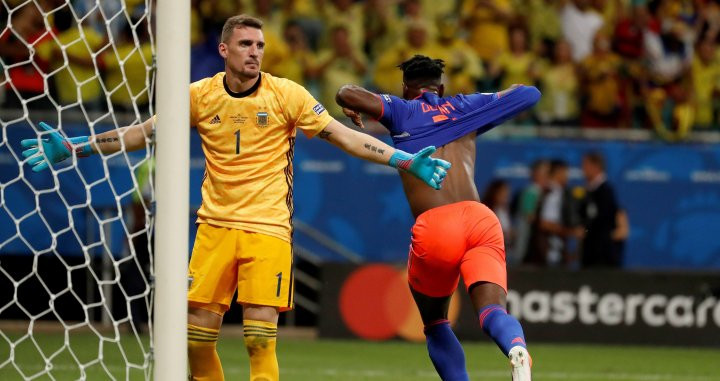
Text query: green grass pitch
1 332 719 380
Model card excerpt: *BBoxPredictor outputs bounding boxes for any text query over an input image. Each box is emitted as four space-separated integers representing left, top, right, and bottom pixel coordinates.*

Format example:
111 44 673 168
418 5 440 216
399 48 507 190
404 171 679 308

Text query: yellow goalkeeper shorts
187 224 294 313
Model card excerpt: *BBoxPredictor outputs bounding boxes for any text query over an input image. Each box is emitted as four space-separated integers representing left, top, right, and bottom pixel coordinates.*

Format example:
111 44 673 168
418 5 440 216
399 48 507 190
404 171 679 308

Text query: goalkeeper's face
220 26 265 80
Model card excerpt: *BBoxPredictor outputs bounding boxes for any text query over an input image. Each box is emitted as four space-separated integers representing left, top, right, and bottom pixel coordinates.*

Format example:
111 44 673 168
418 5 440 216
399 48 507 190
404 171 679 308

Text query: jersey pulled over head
399 55 446 100
378 55 541 153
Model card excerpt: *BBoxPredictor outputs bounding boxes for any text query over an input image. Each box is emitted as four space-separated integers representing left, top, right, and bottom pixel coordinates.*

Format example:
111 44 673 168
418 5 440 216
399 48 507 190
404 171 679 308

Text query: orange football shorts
407 201 507 297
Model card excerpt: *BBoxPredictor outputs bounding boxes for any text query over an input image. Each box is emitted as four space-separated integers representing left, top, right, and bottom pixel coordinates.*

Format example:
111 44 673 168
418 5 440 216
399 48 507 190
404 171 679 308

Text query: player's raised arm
21 118 154 172
317 119 451 190
335 84 384 126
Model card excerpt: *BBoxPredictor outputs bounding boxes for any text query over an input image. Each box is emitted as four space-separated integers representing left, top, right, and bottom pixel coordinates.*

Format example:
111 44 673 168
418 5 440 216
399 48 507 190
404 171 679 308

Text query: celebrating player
336 55 540 381
21 16 450 381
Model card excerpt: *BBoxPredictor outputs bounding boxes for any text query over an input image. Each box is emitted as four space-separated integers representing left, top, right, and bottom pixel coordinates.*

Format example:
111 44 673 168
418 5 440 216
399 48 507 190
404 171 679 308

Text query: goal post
153 0 190 379
0 0 190 379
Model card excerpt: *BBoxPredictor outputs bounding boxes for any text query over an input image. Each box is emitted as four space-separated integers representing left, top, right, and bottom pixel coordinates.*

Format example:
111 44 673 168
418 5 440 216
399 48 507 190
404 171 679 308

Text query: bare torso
400 133 479 218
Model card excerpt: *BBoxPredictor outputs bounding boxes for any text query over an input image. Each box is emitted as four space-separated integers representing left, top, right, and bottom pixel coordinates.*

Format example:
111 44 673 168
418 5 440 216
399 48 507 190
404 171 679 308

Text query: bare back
400 133 479 218
336 83 539 219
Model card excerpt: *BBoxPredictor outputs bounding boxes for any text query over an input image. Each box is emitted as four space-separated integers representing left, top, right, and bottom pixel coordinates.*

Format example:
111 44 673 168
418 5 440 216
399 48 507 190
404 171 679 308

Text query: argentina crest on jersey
312 103 326 115
256 111 268 127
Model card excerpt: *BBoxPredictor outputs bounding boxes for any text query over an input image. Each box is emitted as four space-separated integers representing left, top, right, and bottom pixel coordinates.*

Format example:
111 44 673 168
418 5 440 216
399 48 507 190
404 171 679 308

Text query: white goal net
0 0 156 379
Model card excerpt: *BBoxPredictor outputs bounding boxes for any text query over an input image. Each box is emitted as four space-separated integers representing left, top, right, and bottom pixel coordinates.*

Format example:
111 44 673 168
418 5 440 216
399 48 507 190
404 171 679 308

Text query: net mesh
0 0 155 379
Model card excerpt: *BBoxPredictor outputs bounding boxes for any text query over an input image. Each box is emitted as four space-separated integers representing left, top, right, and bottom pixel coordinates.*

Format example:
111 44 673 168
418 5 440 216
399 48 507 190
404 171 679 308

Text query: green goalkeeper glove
21 122 93 172
388 146 451 190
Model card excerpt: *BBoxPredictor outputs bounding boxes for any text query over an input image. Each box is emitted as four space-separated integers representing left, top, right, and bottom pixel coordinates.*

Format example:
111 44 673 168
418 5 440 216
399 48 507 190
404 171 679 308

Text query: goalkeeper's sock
424 319 469 381
478 304 527 356
187 324 224 380
244 319 279 381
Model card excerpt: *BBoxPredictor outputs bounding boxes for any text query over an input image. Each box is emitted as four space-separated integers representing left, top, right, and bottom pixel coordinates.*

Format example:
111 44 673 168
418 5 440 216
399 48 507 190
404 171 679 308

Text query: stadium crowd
3 0 720 134
3 0 668 270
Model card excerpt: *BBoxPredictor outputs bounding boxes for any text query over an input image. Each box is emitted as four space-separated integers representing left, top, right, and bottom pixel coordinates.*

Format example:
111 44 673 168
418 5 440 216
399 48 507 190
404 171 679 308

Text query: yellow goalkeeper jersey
189 72 333 242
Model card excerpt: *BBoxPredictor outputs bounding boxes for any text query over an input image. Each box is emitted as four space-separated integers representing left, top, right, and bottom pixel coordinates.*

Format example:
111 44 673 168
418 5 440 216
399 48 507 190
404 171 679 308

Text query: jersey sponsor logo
256 111 268 127
382 94 392 103
392 131 411 138
312 103 326 115
209 115 221 124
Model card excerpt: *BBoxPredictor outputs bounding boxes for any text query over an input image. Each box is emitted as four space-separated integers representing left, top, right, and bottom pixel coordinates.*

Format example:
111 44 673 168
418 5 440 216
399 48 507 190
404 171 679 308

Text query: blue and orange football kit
376 85 541 297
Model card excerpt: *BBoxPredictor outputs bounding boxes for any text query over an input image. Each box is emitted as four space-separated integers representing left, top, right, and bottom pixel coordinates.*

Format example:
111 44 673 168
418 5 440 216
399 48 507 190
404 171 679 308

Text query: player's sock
187 324 224 380
244 319 279 381
424 319 469 381
478 304 527 356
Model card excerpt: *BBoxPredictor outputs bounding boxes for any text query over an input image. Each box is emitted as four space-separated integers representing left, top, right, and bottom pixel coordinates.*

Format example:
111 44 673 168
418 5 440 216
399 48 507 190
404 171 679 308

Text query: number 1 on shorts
275 272 282 297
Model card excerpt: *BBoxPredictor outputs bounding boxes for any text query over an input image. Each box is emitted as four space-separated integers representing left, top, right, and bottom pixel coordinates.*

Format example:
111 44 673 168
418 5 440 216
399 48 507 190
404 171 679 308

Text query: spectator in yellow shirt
691 38 720 128
538 40 580 125
36 7 106 108
526 0 563 53
311 25 368 117
579 33 623 127
276 20 315 87
433 15 484 95
247 0 290 41
102 22 153 113
461 0 514 61
397 0 438 43
421 0 460 22
489 25 539 91
373 21 442 95
362 0 400 59
321 0 365 52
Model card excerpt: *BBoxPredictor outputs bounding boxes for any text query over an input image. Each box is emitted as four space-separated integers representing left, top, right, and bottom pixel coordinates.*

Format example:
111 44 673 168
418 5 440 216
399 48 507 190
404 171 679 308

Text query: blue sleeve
459 92 498 110
465 86 541 134
377 94 408 134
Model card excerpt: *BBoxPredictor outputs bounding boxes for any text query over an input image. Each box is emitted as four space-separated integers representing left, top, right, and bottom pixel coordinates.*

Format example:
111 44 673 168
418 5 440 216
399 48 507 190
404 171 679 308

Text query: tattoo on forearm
318 130 332 140
363 143 385 155
95 137 120 144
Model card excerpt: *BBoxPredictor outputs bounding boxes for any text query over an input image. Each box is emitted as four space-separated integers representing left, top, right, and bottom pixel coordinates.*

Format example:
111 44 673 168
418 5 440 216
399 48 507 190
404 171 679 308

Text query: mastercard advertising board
336 264 462 342
320 264 720 347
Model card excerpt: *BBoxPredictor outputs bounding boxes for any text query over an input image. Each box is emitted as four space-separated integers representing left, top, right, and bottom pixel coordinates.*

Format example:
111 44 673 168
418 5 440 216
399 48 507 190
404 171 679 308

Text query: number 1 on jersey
235 130 240 154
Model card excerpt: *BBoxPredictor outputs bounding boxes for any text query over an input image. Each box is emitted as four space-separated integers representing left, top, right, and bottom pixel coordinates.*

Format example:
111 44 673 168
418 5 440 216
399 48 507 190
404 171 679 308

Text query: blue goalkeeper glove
21 122 92 172
388 146 451 190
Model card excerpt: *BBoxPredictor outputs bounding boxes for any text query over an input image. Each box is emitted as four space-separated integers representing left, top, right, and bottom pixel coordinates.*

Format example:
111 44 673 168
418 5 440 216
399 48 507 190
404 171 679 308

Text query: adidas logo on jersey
210 115 221 124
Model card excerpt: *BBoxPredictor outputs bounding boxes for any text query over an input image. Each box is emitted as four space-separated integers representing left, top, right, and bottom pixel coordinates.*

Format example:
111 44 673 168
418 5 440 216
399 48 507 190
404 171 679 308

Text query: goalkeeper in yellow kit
20 15 450 381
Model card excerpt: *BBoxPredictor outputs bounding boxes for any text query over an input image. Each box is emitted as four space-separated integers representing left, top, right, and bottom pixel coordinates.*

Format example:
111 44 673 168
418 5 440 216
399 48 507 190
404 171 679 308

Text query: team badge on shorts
256 111 268 127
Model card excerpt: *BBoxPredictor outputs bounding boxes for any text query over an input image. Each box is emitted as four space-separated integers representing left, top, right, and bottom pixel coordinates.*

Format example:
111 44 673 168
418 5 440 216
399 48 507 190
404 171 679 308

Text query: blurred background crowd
481 152 628 270
2 0 720 136
185 0 720 135
1 0 718 272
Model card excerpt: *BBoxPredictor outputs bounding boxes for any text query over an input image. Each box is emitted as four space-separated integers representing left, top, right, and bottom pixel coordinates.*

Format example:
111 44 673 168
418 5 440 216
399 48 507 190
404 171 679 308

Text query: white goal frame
153 0 190 379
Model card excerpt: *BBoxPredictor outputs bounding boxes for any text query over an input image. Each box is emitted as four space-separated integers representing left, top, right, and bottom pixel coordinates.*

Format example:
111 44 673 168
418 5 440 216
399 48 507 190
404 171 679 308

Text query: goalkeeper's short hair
221 14 263 42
